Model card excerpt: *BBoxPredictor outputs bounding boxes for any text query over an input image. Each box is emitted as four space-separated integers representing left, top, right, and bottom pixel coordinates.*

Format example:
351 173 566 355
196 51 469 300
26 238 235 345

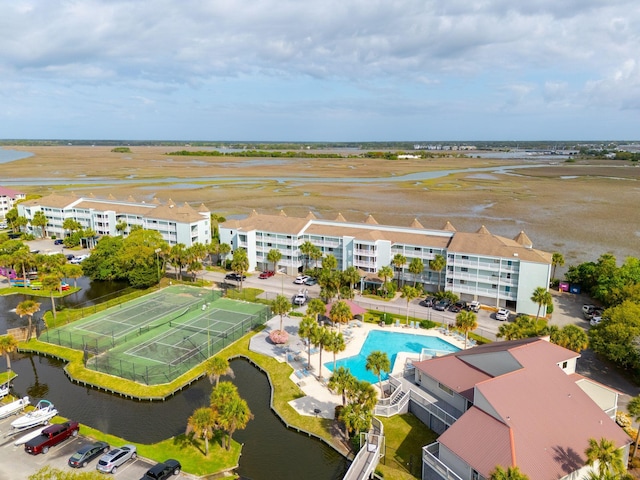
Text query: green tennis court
40 286 271 385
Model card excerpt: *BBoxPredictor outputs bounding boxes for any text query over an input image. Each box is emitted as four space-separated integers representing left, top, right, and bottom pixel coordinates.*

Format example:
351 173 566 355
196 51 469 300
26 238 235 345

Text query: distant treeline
166 150 348 159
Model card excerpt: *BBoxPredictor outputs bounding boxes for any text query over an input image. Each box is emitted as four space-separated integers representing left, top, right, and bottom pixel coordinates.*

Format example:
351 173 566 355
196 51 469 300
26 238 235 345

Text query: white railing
422 443 464 480
342 417 384 480
409 389 458 427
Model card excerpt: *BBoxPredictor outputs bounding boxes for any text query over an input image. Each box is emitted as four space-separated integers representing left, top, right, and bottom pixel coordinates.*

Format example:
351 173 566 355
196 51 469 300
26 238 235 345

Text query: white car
293 289 308 305
293 275 309 285
495 308 510 321
468 301 481 312
70 254 89 264
590 316 602 326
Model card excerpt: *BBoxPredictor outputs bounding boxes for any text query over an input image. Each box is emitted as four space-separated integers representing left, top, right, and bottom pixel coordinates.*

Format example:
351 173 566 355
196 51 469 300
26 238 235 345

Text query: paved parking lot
0 415 169 480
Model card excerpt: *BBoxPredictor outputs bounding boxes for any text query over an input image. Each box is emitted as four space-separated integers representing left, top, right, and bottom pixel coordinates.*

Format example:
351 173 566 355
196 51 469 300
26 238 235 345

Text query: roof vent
513 253 518 257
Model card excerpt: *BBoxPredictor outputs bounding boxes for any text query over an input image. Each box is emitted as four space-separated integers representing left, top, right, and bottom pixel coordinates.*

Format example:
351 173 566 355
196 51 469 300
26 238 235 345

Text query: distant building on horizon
18 194 210 247
0 186 26 220
220 210 552 315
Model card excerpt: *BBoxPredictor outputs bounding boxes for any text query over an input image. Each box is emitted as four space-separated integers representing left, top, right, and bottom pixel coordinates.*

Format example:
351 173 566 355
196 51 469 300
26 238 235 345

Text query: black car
68 441 110 468
449 301 467 313
433 299 451 311
140 459 181 480
224 273 246 282
421 296 435 308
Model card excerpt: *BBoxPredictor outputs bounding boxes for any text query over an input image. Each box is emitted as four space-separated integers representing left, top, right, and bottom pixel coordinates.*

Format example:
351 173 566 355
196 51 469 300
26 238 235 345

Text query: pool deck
249 311 467 419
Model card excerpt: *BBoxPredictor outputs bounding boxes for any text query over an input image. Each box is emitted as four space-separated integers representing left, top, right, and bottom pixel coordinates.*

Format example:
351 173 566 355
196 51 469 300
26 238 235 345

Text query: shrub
546 303 554 315
268 330 289 344
419 319 437 329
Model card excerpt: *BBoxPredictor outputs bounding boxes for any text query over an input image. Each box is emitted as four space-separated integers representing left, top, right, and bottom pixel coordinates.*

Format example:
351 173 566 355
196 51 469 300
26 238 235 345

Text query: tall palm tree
299 240 315 271
186 407 217 456
0 335 19 372
377 265 394 297
297 316 318 368
392 253 406 287
42 274 62 321
271 294 291 332
170 243 188 280
551 252 565 280
217 396 253 451
306 298 326 324
531 286 552 321
16 299 41 342
313 326 331 378
325 330 346 370
31 211 48 238
210 381 239 407
585 437 626 479
408 257 424 287
366 350 390 398
231 248 249 289
267 248 282 273
218 243 231 266
627 395 640 459
327 366 356 406
204 356 234 387
429 254 446 291
489 465 529 480
322 254 338 271
63 263 83 288
455 310 478 349
400 285 420 325
329 300 352 331
309 246 323 270
341 266 361 298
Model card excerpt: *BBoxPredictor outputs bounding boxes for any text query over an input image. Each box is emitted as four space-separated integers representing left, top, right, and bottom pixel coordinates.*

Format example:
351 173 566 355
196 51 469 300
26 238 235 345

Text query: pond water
0 149 33 164
0 282 348 479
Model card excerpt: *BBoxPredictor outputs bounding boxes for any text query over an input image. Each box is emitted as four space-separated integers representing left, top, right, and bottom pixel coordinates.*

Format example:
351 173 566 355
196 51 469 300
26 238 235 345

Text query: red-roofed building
411 338 631 480
0 186 25 220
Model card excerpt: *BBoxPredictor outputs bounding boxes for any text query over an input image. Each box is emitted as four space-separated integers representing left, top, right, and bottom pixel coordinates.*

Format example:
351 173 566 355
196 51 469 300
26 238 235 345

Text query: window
460 280 466 285
492 284 497 289
462 255 469 260
438 382 454 396
461 267 468 272
562 361 568 369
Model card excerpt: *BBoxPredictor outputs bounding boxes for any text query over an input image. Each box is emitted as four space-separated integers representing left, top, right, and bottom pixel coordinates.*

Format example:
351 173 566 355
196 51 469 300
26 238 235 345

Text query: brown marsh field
3 145 639 269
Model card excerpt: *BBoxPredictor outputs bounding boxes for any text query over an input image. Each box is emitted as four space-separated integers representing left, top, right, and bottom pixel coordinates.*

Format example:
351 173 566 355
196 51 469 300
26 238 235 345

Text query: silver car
96 444 137 474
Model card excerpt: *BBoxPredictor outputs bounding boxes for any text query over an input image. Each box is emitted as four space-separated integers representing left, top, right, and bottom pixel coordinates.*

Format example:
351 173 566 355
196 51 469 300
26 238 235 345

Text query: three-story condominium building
17 194 210 247
219 210 552 316
0 186 26 220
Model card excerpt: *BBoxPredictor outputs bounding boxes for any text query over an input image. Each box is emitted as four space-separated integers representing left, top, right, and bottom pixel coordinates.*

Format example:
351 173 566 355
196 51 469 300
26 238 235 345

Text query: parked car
293 289 308 306
449 301 467 313
54 239 64 245
293 275 310 285
433 299 451 311
495 308 510 321
70 254 89 264
258 270 275 279
468 300 481 312
25 421 80 455
96 444 137 474
68 441 110 468
421 296 435 308
582 304 603 320
304 277 318 286
224 273 246 282
66 254 75 261
139 459 181 480
590 315 603 326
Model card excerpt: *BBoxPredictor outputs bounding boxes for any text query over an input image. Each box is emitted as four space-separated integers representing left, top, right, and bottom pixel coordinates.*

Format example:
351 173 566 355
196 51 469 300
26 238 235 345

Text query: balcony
422 443 464 480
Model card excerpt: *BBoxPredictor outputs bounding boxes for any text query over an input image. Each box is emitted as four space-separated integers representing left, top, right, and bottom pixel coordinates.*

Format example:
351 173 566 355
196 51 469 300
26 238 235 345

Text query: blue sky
1 0 639 141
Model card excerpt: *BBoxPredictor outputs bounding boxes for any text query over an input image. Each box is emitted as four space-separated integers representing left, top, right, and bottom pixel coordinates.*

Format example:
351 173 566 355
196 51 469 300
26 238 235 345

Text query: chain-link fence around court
40 286 271 385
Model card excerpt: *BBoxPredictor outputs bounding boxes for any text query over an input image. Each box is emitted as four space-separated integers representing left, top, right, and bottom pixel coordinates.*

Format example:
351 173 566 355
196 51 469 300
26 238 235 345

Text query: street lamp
155 248 162 282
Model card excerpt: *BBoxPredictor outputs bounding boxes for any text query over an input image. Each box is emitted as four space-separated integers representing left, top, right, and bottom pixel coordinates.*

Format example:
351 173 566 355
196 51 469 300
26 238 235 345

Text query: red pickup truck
24 421 80 455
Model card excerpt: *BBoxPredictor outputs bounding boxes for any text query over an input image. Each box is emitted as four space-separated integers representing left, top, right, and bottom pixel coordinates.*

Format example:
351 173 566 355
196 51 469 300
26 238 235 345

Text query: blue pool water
325 330 459 384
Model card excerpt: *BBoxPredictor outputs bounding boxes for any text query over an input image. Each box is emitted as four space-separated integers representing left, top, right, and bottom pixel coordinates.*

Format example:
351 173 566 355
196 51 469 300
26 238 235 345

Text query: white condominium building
18 194 211 247
220 211 552 315
0 186 26 220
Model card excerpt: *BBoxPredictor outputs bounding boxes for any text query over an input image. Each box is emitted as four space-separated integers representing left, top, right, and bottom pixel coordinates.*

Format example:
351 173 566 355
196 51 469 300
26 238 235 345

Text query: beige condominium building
18 194 211 248
220 210 552 316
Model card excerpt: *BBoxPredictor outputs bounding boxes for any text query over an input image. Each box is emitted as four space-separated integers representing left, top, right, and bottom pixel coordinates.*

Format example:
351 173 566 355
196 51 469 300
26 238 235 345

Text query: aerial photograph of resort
1 2 640 480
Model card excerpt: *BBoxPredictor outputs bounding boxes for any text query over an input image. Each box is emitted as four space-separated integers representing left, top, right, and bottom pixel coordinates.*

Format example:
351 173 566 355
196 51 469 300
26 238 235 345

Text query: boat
10 399 57 430
0 396 30 419
0 383 9 399
14 426 47 445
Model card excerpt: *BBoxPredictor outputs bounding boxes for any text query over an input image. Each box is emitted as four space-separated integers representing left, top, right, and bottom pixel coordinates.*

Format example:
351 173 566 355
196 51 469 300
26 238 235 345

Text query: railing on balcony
422 443 464 480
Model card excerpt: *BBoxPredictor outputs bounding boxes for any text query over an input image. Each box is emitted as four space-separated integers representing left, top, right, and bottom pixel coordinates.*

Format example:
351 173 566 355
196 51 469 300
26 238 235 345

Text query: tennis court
41 286 271 385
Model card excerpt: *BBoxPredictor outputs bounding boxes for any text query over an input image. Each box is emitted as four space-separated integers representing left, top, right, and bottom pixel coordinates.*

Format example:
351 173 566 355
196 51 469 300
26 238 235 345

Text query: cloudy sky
1 0 639 141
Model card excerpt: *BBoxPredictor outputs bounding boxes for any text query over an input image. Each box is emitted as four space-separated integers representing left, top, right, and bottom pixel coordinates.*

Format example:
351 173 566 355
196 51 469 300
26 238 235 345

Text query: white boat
0 384 9 399
14 426 47 445
10 399 57 430
0 396 30 419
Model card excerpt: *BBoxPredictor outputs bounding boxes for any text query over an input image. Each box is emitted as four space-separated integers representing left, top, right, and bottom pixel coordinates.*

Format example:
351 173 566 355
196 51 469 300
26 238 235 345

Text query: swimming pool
325 330 459 384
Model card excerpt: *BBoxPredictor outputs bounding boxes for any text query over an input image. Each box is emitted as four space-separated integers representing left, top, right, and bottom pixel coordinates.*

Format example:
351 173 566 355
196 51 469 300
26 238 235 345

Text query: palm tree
271 294 291 332
231 248 249 289
377 265 394 297
327 366 356 406
217 395 253 451
297 316 318 368
455 310 478 349
551 252 565 280
204 356 234 387
63 263 83 288
400 285 420 325
16 299 41 341
325 330 346 370
366 350 390 398
329 300 352 331
392 253 406 287
489 465 529 480
31 211 48 238
322 254 338 272
306 298 326 324
341 266 361 298
309 246 323 270
170 243 188 280
429 254 446 291
314 326 331 378
218 243 231 266
531 286 552 321
186 407 217 456
0 335 19 372
210 381 239 407
267 248 282 273
585 437 626 479
42 274 61 321
299 240 315 271
627 395 640 459
408 257 424 287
